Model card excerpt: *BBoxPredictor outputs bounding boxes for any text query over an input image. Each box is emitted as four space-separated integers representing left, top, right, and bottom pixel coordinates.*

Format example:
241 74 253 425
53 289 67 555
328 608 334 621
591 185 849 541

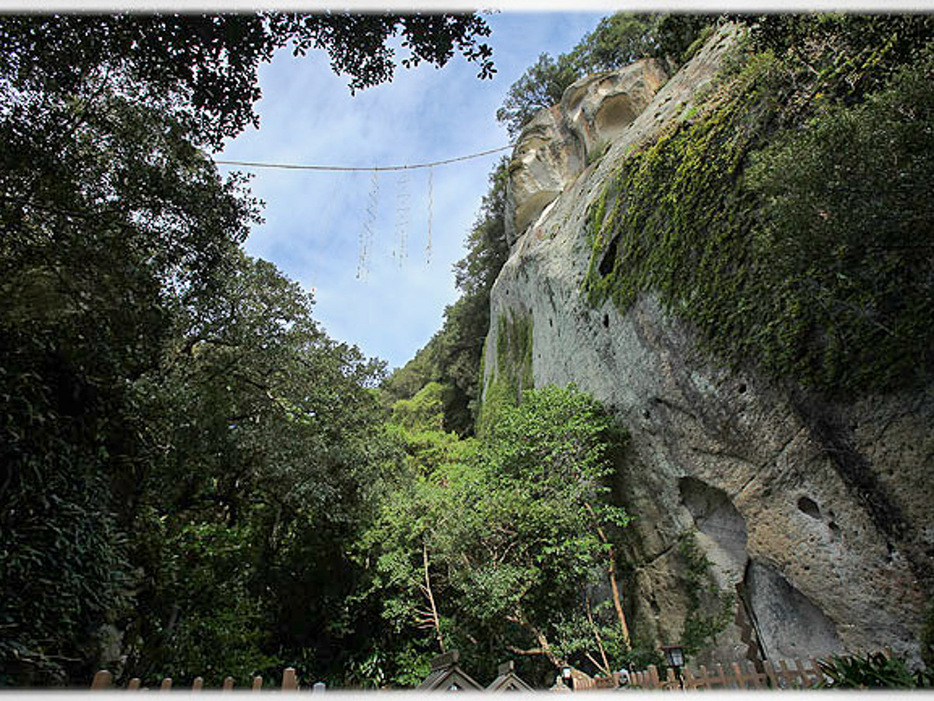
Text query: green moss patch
478 308 534 436
582 43 934 395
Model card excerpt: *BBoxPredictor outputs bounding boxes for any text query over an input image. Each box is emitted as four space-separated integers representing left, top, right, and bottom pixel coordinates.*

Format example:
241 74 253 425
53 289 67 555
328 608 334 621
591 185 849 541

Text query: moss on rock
478 308 534 436
582 42 934 395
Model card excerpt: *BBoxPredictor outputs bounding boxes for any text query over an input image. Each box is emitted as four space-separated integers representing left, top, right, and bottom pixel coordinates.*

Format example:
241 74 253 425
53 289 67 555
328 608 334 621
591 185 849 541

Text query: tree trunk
584 502 631 649
422 540 445 653
585 593 612 675
508 609 563 668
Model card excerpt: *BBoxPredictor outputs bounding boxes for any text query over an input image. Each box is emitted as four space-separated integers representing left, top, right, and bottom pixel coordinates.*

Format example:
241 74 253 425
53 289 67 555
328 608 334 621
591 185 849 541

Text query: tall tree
0 11 494 685
360 386 631 686
129 253 388 685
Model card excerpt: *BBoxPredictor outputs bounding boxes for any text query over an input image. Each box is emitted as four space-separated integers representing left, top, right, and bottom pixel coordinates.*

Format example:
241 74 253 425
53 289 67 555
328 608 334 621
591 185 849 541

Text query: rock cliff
483 24 932 667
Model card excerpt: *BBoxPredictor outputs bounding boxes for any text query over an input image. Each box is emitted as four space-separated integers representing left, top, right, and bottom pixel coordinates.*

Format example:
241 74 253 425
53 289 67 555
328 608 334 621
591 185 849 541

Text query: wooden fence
621 649 896 691
92 651 887 691
91 667 307 691
621 657 829 690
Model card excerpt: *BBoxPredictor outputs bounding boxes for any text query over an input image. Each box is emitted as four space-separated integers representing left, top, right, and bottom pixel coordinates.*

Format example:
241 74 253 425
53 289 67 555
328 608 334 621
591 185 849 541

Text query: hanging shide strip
426 165 434 265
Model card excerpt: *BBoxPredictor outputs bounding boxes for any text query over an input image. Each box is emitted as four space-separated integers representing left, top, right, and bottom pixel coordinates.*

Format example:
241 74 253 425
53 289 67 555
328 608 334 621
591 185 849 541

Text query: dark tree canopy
0 12 494 149
0 10 494 686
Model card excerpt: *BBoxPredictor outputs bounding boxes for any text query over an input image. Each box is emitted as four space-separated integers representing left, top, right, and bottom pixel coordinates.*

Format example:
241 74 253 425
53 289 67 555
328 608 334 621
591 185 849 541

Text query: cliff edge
483 23 932 667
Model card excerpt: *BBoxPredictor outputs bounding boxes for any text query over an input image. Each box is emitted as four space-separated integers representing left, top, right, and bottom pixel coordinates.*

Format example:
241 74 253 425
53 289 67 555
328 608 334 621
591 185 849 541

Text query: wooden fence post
697 665 709 690
797 657 823 687
748 660 766 688
282 667 298 691
160 677 172 691
222 676 234 691
763 660 779 688
795 658 808 686
779 659 794 687
803 657 824 687
192 677 203 691
91 670 113 689
716 663 727 687
252 675 263 691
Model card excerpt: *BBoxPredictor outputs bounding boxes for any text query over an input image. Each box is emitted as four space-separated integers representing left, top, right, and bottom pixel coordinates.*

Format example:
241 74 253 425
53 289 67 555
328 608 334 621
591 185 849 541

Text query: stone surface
483 23 932 667
746 559 842 661
504 58 668 247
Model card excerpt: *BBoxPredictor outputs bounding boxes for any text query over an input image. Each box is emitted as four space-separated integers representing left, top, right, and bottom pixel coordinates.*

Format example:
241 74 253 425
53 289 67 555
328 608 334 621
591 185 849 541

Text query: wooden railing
625 657 829 690
92 650 890 691
91 667 303 691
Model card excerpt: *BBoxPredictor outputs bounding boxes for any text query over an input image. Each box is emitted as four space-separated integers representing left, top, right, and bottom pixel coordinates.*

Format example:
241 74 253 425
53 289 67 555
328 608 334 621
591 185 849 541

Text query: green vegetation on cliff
476 308 535 436
386 11 714 433
584 15 934 394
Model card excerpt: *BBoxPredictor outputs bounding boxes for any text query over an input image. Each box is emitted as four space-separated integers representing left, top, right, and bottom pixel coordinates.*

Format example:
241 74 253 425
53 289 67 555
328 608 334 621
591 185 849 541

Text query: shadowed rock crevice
598 236 618 278
793 393 908 542
745 560 843 661
679 477 747 570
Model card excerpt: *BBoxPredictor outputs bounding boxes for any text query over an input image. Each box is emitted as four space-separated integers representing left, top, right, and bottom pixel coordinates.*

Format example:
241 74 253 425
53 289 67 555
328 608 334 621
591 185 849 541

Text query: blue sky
217 12 607 371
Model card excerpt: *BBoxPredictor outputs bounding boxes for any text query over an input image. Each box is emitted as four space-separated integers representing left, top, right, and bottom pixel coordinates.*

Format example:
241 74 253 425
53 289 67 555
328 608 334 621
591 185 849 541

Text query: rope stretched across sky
214 143 515 173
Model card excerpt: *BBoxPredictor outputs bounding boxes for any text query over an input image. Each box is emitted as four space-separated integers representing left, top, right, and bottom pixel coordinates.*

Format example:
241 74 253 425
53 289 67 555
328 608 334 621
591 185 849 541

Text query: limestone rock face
504 59 668 247
484 24 932 667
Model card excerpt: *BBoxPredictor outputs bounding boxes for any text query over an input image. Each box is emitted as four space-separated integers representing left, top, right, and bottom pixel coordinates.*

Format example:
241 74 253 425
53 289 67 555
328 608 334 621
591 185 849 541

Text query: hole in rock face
738 383 747 394
595 94 637 134
679 477 748 568
602 314 609 329
598 237 619 278
642 409 650 419
797 496 822 519
829 522 841 542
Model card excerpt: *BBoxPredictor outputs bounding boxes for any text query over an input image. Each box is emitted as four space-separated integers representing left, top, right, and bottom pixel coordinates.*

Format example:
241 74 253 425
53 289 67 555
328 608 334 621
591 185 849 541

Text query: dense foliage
0 11 494 686
817 651 933 689
0 14 493 149
584 14 934 394
359 385 631 687
125 254 389 684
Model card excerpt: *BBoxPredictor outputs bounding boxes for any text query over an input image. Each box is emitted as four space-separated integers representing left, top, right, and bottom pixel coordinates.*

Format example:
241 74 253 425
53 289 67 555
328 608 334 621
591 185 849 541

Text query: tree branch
422 540 445 653
585 592 611 675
